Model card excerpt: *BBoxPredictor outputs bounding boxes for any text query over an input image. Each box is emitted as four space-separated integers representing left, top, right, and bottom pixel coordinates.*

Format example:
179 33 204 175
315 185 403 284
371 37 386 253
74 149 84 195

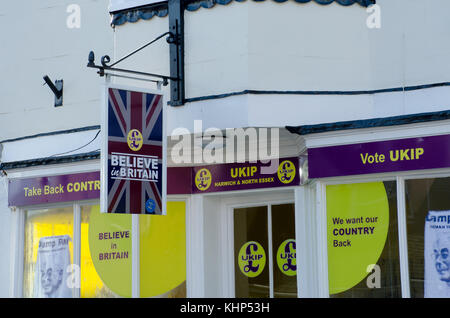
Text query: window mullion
396 176 411 298
73 203 81 298
267 205 274 298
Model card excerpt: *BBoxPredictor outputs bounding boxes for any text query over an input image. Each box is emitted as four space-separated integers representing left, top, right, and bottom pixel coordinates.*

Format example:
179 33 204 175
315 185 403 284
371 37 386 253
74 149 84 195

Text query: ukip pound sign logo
238 241 266 278
127 129 143 151
277 160 296 184
195 168 212 191
277 239 297 276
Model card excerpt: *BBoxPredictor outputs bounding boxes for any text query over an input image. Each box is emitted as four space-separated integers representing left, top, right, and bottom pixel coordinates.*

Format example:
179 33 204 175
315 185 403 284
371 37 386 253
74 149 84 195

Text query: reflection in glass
234 206 269 298
405 177 450 298
23 207 74 298
272 204 297 298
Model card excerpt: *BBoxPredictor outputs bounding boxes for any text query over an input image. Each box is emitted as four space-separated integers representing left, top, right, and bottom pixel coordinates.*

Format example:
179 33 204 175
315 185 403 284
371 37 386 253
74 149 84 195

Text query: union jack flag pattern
105 87 164 214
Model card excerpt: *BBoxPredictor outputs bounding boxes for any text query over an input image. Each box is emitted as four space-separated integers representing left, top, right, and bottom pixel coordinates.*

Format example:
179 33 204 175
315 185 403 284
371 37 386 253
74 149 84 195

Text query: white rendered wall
0 0 112 297
0 178 11 297
112 0 450 134
0 0 113 141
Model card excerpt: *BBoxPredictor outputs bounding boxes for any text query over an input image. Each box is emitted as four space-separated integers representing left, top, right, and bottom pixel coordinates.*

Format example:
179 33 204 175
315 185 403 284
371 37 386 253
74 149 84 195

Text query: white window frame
221 190 296 298
314 167 450 298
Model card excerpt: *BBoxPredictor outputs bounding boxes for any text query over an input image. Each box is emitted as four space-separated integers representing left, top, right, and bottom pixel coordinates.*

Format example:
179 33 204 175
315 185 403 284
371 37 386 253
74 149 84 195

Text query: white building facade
1 0 450 298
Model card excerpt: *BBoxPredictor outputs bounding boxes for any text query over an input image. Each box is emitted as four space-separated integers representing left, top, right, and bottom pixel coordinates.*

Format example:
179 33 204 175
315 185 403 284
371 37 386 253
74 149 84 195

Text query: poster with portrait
425 211 450 298
33 235 72 298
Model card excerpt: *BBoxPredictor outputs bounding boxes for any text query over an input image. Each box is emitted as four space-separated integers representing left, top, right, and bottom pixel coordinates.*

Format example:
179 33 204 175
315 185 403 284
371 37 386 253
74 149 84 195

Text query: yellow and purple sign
192 158 300 194
276 239 297 276
238 241 266 278
309 134 450 178
8 172 100 207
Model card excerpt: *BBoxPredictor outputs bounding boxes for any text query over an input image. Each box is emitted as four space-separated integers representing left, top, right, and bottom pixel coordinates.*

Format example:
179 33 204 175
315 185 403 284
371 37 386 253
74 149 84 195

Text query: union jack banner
101 85 165 214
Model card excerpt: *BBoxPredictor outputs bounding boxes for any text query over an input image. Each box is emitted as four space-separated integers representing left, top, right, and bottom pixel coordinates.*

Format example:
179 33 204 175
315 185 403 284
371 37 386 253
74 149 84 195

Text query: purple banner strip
8 172 100 207
192 157 300 194
308 134 450 178
8 158 301 207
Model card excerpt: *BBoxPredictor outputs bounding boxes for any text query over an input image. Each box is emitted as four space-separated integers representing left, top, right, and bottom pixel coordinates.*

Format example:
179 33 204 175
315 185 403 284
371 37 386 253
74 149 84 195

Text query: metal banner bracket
87 0 185 106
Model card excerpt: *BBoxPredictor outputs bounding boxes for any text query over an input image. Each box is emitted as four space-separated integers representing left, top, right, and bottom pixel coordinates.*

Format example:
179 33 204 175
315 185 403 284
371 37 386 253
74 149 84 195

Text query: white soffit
109 0 166 12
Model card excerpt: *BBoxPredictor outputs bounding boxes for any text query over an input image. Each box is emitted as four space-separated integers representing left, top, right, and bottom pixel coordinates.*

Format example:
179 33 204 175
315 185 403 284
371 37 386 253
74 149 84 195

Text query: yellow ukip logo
277 160 296 184
195 168 212 191
127 129 143 151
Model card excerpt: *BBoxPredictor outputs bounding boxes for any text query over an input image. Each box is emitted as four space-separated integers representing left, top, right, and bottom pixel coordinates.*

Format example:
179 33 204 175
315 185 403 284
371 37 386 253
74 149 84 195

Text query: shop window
22 201 186 298
234 203 297 298
405 177 450 298
23 207 75 298
23 205 118 298
326 181 401 297
80 205 121 297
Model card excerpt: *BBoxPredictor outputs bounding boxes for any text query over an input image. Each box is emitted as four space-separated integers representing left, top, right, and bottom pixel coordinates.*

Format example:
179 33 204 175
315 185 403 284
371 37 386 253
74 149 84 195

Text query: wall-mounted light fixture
43 75 63 107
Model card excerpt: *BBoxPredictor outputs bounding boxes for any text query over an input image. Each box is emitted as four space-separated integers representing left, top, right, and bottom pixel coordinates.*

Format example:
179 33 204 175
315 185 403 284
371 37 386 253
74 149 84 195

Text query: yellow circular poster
88 201 186 297
327 182 389 295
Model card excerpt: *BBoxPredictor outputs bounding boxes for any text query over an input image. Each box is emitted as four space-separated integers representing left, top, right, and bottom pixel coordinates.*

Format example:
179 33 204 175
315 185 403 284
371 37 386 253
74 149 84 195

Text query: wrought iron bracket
87 0 185 106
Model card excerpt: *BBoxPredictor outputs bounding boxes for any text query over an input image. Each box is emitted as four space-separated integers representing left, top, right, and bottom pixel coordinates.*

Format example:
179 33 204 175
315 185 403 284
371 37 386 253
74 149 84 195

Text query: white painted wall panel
0 0 113 141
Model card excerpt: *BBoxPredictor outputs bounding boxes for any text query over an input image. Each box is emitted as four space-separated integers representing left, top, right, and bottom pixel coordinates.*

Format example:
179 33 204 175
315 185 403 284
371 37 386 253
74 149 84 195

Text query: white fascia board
303 119 450 149
109 0 166 12
1 129 101 164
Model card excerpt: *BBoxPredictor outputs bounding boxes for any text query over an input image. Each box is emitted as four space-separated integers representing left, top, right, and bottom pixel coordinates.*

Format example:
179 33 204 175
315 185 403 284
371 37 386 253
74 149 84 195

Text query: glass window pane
81 205 119 298
405 177 450 298
272 204 297 298
234 206 269 298
23 207 74 298
139 201 186 298
327 181 401 297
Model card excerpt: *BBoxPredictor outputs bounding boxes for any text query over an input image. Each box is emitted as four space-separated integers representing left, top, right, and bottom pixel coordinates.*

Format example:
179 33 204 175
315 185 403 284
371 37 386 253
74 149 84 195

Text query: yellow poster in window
88 201 186 297
327 182 389 295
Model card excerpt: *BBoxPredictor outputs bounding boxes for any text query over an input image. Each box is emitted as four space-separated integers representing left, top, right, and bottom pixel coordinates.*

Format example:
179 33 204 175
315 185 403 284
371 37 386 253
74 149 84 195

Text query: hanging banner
425 210 450 298
33 235 72 298
101 84 166 214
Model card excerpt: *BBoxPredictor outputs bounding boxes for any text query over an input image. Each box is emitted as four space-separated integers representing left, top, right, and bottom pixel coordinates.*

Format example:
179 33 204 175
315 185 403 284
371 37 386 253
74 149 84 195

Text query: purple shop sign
192 157 300 194
308 134 450 178
8 168 199 207
8 172 100 207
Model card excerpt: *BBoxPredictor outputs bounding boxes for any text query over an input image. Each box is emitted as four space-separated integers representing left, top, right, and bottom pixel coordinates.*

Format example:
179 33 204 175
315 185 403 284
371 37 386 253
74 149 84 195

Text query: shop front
7 110 450 298
291 110 450 298
185 157 301 298
7 166 187 298
5 152 301 298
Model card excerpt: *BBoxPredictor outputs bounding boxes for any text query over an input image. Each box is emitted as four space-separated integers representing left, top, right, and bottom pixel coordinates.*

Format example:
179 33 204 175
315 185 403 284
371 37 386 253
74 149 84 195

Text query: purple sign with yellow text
308 134 450 178
8 172 100 207
192 157 300 194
